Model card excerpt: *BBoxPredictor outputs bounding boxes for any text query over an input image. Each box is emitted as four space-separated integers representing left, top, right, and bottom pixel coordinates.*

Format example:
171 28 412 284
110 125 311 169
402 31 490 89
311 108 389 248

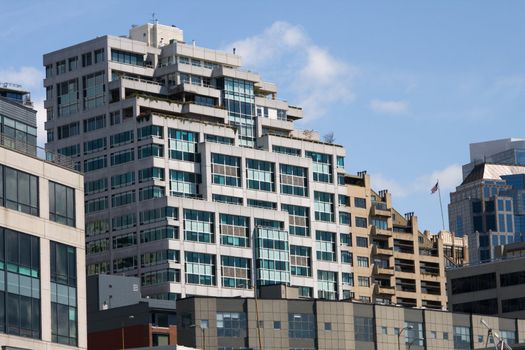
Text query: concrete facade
176 291 525 350
0 140 86 348
43 22 465 309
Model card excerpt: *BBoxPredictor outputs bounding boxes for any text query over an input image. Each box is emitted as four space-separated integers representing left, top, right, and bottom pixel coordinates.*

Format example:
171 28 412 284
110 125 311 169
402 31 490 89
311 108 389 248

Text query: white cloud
371 164 462 197
225 21 356 121
0 66 43 91
32 99 47 148
369 99 409 115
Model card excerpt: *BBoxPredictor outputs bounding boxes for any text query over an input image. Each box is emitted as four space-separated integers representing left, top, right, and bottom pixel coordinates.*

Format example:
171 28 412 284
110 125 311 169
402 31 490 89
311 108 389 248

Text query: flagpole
437 180 445 231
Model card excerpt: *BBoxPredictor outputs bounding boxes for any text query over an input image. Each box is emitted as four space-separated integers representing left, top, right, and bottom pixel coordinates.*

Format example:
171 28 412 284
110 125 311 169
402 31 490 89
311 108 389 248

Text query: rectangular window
82 52 92 67
354 316 374 342
358 276 370 287
83 114 106 132
205 134 233 145
110 148 134 166
185 252 215 286
168 129 199 162
111 49 145 66
316 231 336 262
341 251 352 264
184 210 214 243
56 79 79 117
355 217 368 228
137 125 163 140
211 153 241 187
169 170 200 198
50 242 77 346
138 167 164 182
111 190 135 207
141 250 180 267
246 159 274 191
281 204 309 236
272 145 301 156
57 144 80 158
94 48 104 64
57 122 80 140
339 212 351 225
306 151 332 183
354 197 367 208
356 237 368 247
216 312 247 337
317 270 337 300
139 186 164 201
221 256 251 289
82 71 105 110
288 313 315 339
112 213 136 231
85 197 108 214
290 245 311 276
454 326 471 350
84 178 108 195
314 191 334 222
138 144 164 159
212 194 243 205
140 226 178 243
219 214 249 247
342 272 354 286
280 164 308 196
1 166 39 216
68 57 78 71
338 195 350 206
49 182 75 227
139 207 177 225
357 256 369 267
110 130 134 147
112 232 136 249
254 224 290 286
111 171 135 189
247 199 276 210
340 233 352 246
83 137 107 155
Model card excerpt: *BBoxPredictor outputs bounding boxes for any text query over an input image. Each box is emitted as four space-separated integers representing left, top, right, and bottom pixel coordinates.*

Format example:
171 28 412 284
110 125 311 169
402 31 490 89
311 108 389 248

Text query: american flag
431 181 439 194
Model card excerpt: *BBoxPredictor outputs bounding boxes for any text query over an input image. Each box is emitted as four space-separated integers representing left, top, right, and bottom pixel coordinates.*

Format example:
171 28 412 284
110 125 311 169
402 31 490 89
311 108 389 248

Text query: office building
43 22 465 308
87 274 177 349
176 284 525 350
0 84 86 348
447 241 525 319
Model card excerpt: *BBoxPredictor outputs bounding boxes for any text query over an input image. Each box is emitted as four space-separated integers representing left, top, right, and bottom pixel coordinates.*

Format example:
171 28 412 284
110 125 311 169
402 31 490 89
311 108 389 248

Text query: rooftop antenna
151 12 158 24
480 319 513 350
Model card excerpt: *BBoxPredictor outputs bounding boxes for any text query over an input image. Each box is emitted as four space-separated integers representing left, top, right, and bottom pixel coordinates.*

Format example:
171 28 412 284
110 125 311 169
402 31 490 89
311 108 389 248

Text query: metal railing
0 132 77 171
120 75 163 86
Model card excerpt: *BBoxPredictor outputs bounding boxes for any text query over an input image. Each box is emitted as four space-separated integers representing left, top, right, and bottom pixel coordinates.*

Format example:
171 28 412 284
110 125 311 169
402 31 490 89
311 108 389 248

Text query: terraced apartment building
43 22 465 309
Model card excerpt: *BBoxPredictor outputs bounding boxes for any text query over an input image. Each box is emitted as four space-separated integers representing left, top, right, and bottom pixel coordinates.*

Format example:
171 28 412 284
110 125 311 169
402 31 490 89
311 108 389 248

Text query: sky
1 0 525 233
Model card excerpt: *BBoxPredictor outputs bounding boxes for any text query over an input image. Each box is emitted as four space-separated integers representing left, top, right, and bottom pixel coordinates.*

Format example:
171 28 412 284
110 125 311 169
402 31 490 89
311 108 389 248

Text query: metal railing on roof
0 132 77 171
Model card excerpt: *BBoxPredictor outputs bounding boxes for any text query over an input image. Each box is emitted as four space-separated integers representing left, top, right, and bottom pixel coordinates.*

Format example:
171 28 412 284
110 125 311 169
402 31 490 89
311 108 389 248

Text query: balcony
371 225 392 237
371 204 391 217
374 284 396 295
372 245 393 256
373 265 395 275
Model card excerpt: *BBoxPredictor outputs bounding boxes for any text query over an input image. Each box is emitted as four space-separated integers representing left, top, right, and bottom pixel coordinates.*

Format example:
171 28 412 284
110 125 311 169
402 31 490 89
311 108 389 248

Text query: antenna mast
480 319 513 350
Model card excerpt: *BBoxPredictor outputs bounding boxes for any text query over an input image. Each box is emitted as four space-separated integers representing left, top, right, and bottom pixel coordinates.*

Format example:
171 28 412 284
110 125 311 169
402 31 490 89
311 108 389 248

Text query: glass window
290 245 311 277
354 316 374 342
185 252 215 286
280 164 308 196
168 129 199 162
316 231 336 262
219 214 249 248
211 153 240 187
317 270 337 300
306 151 332 183
453 326 471 350
216 312 247 337
314 191 334 222
288 313 315 339
184 210 214 243
221 256 251 289
282 204 309 236
49 182 75 227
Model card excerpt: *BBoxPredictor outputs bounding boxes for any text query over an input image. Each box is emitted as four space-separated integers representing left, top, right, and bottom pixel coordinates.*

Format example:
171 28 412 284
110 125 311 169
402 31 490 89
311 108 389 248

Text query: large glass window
354 316 374 342
211 153 241 187
221 256 251 289
280 164 308 196
453 326 471 350
216 312 247 337
184 210 214 243
316 231 336 261
82 71 105 110
0 229 40 339
111 49 145 66
221 77 255 147
0 166 39 216
168 129 199 162
290 245 311 276
56 79 79 117
50 242 77 346
49 181 75 227
288 313 315 339
185 252 215 286
306 151 332 183
317 270 337 300
254 224 290 286
404 321 423 347
314 191 334 222
246 159 274 191
281 204 309 236
219 214 249 247
169 170 200 198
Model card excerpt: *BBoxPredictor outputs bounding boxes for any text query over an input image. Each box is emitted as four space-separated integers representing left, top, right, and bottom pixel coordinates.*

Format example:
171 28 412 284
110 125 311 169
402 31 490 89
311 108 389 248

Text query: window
140 226 178 243
247 199 276 210
141 269 180 286
280 164 308 196
453 326 471 350
372 218 388 229
0 166 39 216
82 52 92 67
50 242 77 346
314 191 334 222
290 245 311 276
212 194 243 205
0 229 40 339
170 170 200 198
339 212 351 225
68 57 78 71
316 231 336 261
82 71 105 110
288 313 315 339
111 171 135 189
281 204 309 236
324 322 332 331
317 270 337 300
58 144 80 157
354 197 366 208
137 125 163 140
355 217 368 228
340 233 352 246
336 156 345 168
83 114 106 132
84 155 107 172
341 251 352 264
138 167 164 182
84 137 107 155
56 60 66 75
204 134 234 145
84 178 107 195
451 273 496 294
111 49 144 66
94 49 104 63
254 224 290 286
112 213 136 231
141 250 180 267
110 130 134 147
211 153 241 187
110 148 134 166
358 276 370 287
354 317 374 342
404 321 423 347
185 252 215 286
357 256 369 267
49 182 75 227
356 237 368 247
168 129 199 162
338 195 350 206
342 272 354 286
57 122 80 140
56 79 79 117
152 333 169 346
112 232 136 249
184 210 214 243
306 151 332 183
273 321 281 329
216 312 247 337
272 145 301 156
219 214 249 247
139 186 164 201
221 256 251 289
246 159 274 191
111 190 135 207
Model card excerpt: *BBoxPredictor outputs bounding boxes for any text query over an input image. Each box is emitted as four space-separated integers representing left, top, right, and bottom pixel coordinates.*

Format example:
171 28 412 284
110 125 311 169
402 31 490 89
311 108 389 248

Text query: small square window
273 321 281 329
382 326 388 335
431 331 437 339
394 327 400 335
478 335 484 343
325 322 332 331
258 320 264 328
200 320 208 329
443 332 449 340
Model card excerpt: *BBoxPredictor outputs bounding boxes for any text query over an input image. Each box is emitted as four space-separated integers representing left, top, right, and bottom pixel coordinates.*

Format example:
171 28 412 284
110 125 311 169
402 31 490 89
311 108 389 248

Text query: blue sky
2 1 525 233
